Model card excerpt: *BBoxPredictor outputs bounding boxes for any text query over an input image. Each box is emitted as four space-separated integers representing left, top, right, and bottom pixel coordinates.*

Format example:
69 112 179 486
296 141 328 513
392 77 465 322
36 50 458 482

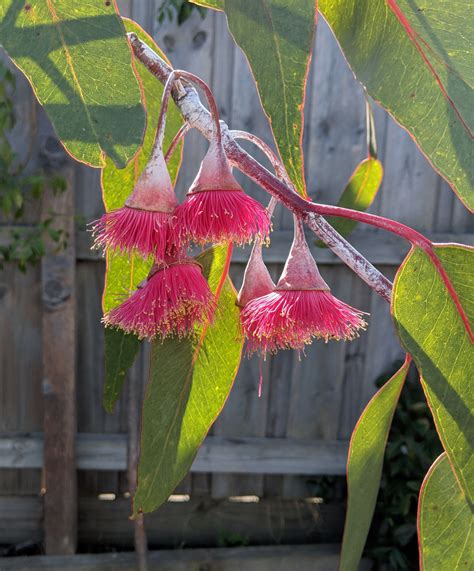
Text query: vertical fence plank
40 111 77 554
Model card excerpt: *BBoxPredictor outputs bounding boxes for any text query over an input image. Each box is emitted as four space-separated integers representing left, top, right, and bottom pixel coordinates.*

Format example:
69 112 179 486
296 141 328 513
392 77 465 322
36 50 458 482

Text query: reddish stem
230 130 292 187
156 70 179 151
165 122 191 163
311 206 472 339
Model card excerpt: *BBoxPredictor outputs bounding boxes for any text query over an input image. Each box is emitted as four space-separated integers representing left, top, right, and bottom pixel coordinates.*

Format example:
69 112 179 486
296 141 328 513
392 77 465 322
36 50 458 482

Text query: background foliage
0 61 67 272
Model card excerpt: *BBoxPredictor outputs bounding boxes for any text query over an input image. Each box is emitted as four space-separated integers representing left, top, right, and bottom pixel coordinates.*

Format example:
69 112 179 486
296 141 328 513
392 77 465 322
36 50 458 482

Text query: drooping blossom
241 216 367 356
92 71 181 261
237 221 275 308
91 145 179 261
103 256 213 340
175 136 270 246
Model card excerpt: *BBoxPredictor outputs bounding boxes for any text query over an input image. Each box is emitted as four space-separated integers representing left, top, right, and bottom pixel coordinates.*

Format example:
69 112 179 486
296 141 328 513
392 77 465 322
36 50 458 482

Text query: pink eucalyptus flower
175 140 270 246
103 257 213 340
92 148 179 261
237 233 275 308
241 217 367 356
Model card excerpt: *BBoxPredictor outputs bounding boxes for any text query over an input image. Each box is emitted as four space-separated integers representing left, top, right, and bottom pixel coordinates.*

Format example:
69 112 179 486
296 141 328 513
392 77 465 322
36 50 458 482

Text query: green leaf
316 157 383 246
134 245 243 515
190 0 224 9
339 357 410 571
418 453 473 570
0 1 145 168
102 18 184 314
392 245 474 502
101 19 184 411
219 0 317 196
319 0 474 210
103 328 140 414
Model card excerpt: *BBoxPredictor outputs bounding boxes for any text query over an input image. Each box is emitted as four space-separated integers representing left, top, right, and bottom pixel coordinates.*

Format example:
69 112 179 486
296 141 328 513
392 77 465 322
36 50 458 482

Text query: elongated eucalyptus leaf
339 357 410 571
0 1 145 168
418 453 473 570
193 0 473 208
392 245 474 502
319 0 473 210
212 0 317 197
103 329 140 413
102 19 184 413
316 157 383 246
134 245 243 515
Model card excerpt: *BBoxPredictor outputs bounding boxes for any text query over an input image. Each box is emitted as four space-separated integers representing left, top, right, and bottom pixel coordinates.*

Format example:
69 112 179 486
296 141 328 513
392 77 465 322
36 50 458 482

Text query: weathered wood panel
0 434 347 476
0 545 372 571
0 495 345 548
39 109 77 554
0 53 43 499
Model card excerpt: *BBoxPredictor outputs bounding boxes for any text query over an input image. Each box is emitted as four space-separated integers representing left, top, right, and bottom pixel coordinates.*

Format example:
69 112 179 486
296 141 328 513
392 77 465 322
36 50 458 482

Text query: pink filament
103 262 213 340
241 289 367 356
175 190 270 246
91 207 180 260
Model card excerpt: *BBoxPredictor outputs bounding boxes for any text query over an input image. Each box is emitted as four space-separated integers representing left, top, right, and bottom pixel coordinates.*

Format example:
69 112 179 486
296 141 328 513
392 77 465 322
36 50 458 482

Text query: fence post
40 115 77 554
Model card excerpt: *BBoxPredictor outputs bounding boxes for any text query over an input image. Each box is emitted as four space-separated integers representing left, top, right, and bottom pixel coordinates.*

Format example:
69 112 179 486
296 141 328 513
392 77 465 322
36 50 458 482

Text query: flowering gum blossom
92 148 179 260
176 140 270 246
240 217 367 355
103 258 213 340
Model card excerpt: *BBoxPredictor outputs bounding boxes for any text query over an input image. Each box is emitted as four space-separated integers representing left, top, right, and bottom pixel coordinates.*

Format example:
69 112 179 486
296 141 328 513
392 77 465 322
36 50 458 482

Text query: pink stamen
241 289 367 357
176 189 270 246
258 356 264 398
91 207 180 260
103 261 213 340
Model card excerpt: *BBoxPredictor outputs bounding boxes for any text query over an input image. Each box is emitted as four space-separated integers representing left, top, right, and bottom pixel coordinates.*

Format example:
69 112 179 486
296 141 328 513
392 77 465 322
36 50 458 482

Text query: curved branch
128 32 393 303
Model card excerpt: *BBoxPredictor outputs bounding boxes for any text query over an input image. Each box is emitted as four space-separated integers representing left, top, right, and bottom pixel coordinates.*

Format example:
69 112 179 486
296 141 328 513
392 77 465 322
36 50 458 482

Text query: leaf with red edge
206 0 317 197
392 244 474 503
339 357 410 571
0 1 145 168
418 453 473 570
134 245 243 515
387 0 472 136
319 0 473 210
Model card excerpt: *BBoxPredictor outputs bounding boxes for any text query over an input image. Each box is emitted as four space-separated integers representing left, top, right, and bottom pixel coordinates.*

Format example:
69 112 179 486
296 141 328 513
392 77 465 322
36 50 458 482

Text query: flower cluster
92 71 270 341
238 217 367 357
92 70 366 354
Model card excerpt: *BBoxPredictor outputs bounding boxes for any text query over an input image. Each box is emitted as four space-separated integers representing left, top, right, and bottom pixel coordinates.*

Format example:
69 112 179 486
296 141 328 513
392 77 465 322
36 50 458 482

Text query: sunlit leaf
0 1 145 168
134 245 243 515
101 19 184 412
418 453 473 570
319 0 474 210
214 0 317 197
317 157 383 246
191 0 224 9
339 357 410 571
392 244 474 502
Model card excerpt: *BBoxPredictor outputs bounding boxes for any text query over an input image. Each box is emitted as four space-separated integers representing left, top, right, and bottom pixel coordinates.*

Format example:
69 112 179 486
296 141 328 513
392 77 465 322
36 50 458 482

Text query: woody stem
174 70 223 145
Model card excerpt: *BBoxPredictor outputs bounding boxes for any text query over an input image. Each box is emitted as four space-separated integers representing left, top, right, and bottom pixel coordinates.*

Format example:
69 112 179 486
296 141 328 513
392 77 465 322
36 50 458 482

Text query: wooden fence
0 0 472 566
